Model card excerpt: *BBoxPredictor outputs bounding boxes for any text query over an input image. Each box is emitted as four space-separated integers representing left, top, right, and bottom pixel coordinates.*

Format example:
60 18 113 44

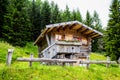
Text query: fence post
29 54 33 67
106 56 110 68
76 60 80 66
86 56 90 69
118 57 120 68
6 49 14 66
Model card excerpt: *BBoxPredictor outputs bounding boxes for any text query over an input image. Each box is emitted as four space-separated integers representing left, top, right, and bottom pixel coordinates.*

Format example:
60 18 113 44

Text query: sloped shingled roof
34 21 103 45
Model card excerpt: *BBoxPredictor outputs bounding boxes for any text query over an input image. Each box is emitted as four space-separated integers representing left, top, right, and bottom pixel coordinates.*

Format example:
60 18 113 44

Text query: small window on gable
82 37 88 45
55 34 62 41
65 34 73 41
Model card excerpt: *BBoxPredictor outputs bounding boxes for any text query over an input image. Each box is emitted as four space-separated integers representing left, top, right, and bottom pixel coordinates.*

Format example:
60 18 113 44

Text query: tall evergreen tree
29 0 42 41
92 11 103 52
41 0 51 30
0 0 8 39
50 1 61 23
3 0 31 46
105 0 120 60
84 11 93 28
71 9 82 22
71 9 77 20
76 9 82 22
62 5 71 21
92 11 102 31
85 10 103 52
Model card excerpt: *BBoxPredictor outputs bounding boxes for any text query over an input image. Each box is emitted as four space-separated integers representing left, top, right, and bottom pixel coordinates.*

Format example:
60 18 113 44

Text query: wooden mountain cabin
34 21 103 60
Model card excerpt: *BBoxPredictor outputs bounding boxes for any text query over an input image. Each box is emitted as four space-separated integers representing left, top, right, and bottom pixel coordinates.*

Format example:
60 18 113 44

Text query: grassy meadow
0 41 120 80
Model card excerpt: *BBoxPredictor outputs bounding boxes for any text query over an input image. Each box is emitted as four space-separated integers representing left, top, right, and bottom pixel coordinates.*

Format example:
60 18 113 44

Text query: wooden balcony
56 41 89 54
41 41 90 59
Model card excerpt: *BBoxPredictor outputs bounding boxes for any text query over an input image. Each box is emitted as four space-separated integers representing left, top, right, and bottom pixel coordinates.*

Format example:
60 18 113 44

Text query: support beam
62 24 70 30
81 28 89 34
91 34 100 38
69 23 77 29
79 28 87 33
77 26 83 32
87 32 97 37
56 25 62 31
47 27 55 33
46 34 50 46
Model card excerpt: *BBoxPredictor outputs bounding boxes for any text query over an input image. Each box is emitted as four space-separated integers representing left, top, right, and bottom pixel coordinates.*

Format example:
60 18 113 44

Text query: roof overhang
34 21 103 45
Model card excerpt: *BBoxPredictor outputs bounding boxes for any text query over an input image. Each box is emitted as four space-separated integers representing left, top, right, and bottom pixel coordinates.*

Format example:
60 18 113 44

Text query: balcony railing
41 41 90 59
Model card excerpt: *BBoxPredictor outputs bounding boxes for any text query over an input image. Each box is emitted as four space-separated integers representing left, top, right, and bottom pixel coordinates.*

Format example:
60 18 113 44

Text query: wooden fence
17 54 119 69
6 49 120 69
6 49 14 66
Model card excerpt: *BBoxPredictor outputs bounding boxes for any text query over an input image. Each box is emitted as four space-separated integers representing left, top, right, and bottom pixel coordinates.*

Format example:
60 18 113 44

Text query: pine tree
85 10 104 52
76 9 82 22
50 1 61 23
92 11 102 31
0 0 8 39
50 1 55 23
84 11 93 28
92 11 104 52
71 9 77 20
62 5 71 21
71 9 82 22
105 0 120 60
41 0 51 30
3 0 31 47
29 0 42 41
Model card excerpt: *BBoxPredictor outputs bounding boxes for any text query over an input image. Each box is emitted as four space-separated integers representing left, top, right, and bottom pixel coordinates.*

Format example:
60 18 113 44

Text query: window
55 34 62 41
73 36 82 41
65 34 73 41
82 37 87 45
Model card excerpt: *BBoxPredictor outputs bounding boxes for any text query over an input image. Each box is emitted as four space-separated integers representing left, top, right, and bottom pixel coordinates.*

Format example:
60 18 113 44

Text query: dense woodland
0 0 120 60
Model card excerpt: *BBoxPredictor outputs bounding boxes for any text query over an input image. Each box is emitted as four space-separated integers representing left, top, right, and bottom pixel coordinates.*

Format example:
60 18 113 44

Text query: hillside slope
0 41 37 62
0 41 120 80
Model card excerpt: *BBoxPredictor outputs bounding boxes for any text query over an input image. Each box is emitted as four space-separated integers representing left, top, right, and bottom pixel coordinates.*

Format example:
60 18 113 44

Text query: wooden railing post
75 60 80 66
106 56 110 68
86 56 90 69
6 49 14 66
29 54 33 67
118 57 120 68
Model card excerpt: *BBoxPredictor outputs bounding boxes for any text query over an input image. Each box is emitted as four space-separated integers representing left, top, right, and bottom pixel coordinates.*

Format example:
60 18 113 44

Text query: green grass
0 62 120 80
0 41 37 62
0 41 120 80
90 53 106 60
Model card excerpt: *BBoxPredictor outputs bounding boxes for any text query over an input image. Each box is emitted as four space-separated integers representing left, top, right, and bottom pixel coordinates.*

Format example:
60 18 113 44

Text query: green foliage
92 11 104 52
50 1 61 23
71 9 83 22
0 41 37 62
29 0 42 41
0 64 120 80
84 10 104 52
105 0 120 60
92 11 103 31
0 41 120 80
0 0 8 38
2 0 31 47
85 11 93 27
76 9 83 22
62 5 71 22
0 53 120 80
90 53 106 60
41 0 51 29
